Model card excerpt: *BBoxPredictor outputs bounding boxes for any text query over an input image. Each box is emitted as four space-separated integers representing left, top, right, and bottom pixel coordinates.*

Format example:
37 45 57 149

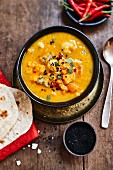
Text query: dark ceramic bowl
16 26 100 108
64 0 111 26
63 121 96 156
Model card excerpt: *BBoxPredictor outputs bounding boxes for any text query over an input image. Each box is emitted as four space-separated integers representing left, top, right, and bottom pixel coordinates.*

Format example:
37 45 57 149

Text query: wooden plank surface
83 15 113 170
0 0 113 170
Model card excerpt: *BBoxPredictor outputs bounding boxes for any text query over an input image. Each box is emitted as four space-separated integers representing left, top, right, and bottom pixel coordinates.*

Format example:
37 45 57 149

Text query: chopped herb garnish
54 62 59 66
65 58 73 64
48 54 52 60
70 62 74 68
38 77 45 83
50 38 56 45
46 95 51 101
90 69 93 73
65 58 74 67
57 75 62 80
82 50 87 54
68 69 73 74
43 57 47 61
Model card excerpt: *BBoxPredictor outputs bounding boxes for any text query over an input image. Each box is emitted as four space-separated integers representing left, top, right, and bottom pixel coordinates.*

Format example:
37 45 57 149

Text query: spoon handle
101 67 113 128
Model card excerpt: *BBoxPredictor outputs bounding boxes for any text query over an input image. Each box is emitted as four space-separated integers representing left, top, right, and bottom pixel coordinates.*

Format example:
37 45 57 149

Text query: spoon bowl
103 37 113 66
101 37 113 128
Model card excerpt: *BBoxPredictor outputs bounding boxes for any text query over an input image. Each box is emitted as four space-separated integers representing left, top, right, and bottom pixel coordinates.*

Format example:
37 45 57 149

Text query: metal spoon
101 37 113 128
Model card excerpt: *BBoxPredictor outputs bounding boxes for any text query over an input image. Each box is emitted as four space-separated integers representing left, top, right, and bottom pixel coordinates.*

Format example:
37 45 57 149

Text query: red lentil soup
21 32 93 102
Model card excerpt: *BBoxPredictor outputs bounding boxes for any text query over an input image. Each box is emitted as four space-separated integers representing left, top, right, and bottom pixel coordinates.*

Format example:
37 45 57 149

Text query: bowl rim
16 25 100 108
63 121 96 156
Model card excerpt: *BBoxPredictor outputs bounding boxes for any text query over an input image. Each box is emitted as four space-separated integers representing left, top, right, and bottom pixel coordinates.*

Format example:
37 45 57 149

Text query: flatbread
0 88 33 149
0 84 18 140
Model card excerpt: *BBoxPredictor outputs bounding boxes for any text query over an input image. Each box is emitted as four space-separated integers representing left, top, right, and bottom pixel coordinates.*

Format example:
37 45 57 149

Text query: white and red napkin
0 71 40 161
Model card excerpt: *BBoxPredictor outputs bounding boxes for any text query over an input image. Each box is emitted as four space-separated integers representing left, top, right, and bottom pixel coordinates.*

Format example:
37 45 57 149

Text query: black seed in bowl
63 122 96 156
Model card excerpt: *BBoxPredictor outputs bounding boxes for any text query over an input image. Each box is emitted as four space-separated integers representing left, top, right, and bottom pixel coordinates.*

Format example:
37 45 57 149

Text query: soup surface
22 32 93 102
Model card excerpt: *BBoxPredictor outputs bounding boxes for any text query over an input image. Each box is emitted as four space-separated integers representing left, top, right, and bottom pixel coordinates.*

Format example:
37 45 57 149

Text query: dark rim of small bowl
17 26 100 108
63 121 96 156
64 0 111 26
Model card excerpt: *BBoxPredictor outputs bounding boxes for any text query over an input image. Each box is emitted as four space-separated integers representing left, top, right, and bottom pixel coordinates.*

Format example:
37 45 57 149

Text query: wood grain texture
83 14 113 170
0 0 83 170
0 0 113 169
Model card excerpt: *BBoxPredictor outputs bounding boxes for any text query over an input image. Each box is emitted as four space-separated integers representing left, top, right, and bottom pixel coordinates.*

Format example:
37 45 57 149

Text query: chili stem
61 2 74 11
79 4 111 22
68 0 83 16
79 10 113 22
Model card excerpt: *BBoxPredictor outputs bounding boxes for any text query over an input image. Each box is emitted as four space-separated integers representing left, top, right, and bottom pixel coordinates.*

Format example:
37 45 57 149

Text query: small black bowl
64 0 111 26
16 26 100 108
63 121 96 156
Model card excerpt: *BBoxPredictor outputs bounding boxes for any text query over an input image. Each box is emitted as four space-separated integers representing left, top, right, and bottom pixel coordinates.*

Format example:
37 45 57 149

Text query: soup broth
21 32 93 102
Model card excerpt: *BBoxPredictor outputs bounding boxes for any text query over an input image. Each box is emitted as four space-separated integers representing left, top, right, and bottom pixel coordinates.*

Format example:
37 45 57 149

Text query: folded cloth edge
0 70 40 161
0 123 39 161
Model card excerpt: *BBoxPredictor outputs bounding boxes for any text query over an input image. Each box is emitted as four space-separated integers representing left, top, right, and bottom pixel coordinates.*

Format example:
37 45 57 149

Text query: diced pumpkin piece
67 83 78 93
63 72 75 85
37 42 44 48
32 62 37 68
77 65 83 75
59 83 68 91
31 75 38 82
36 64 45 74
25 68 33 74
27 61 32 67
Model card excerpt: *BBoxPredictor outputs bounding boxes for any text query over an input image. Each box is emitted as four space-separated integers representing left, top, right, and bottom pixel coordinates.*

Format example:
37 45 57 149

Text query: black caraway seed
65 122 96 155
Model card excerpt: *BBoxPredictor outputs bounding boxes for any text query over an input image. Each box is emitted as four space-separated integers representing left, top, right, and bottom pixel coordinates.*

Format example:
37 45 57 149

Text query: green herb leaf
46 95 51 101
68 69 73 74
50 38 56 44
65 58 73 64
38 77 45 83
82 50 87 54
54 62 59 66
48 54 52 60
70 62 74 68
57 75 62 80
43 57 47 61
90 69 93 73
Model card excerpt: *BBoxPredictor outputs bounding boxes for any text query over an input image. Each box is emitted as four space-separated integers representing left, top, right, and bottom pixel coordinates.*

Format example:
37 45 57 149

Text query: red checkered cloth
0 71 39 161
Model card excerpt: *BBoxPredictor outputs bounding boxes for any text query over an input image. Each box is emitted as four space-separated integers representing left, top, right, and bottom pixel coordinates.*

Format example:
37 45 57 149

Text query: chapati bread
0 88 33 149
0 84 18 140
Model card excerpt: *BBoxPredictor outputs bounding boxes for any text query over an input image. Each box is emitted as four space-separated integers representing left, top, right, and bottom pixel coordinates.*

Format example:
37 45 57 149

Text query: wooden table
0 0 113 169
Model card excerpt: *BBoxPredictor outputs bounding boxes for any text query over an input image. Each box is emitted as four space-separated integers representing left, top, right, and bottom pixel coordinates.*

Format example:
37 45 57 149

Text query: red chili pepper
74 0 113 2
95 0 113 2
82 0 93 18
78 6 85 11
94 2 107 6
68 0 83 16
78 3 86 7
85 10 110 21
74 68 77 72
92 2 98 7
79 4 110 22
78 2 97 8
59 53 63 58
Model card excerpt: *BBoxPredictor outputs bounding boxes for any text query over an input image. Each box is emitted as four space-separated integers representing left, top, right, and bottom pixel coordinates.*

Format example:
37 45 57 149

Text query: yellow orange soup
21 32 93 102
